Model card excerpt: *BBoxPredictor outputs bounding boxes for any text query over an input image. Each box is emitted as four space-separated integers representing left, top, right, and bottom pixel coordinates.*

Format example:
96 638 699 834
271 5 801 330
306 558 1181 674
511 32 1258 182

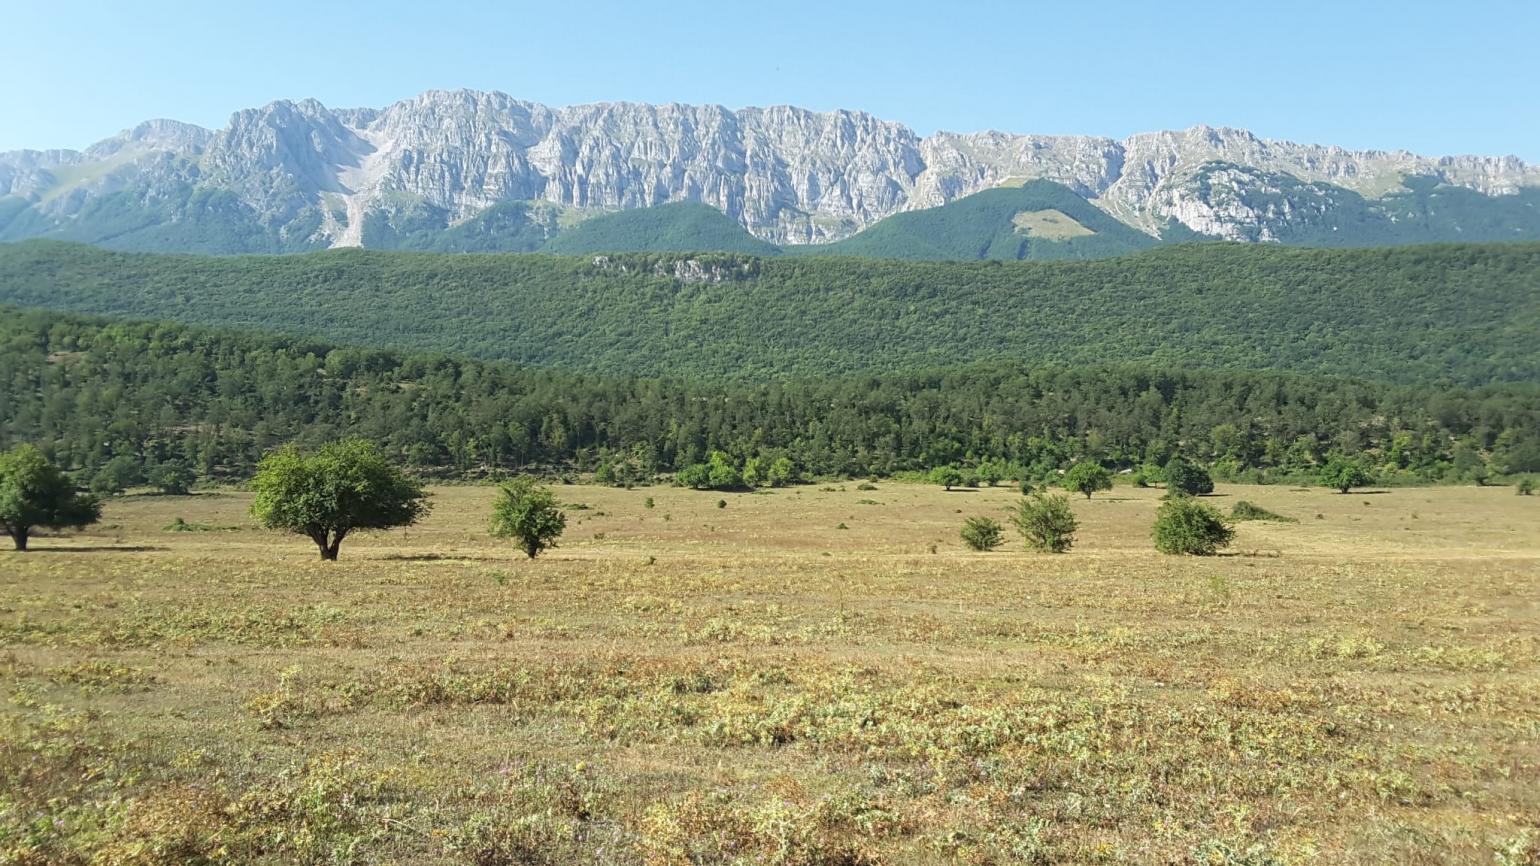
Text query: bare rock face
3 90 1537 249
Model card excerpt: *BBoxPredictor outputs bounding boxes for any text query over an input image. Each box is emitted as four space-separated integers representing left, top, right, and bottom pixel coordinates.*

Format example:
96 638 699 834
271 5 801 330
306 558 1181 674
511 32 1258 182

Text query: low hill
795 182 1161 260
542 202 781 255
0 240 1536 383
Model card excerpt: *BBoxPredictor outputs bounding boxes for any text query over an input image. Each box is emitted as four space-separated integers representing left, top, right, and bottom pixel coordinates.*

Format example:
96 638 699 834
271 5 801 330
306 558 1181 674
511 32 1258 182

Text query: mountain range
2 89 1538 257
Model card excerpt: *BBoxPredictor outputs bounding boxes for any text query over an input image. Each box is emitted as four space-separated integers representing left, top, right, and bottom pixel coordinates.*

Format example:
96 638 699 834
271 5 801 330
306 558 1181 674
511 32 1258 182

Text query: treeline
2 308 1536 488
2 239 1538 384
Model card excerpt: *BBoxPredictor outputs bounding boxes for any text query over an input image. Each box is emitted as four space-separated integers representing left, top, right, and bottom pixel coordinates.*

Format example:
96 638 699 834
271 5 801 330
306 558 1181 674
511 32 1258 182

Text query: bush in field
1318 456 1374 494
1517 477 1534 496
1017 477 1035 495
1061 462 1112 499
0 444 101 551
1134 462 1165 488
930 466 964 490
706 451 743 490
1230 500 1297 522
1162 457 1214 497
960 516 1004 551
250 438 429 560
1011 493 1077 553
975 460 1005 487
675 463 710 489
1153 497 1234 555
766 457 798 487
490 475 567 559
678 452 748 491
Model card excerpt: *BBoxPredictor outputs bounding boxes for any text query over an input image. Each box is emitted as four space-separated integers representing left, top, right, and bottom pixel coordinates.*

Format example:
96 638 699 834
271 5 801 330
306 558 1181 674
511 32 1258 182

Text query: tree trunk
10 529 27 551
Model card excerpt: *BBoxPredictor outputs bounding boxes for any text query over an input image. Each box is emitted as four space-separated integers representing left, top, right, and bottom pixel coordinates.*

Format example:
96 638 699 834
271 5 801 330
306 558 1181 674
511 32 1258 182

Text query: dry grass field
2 481 1537 865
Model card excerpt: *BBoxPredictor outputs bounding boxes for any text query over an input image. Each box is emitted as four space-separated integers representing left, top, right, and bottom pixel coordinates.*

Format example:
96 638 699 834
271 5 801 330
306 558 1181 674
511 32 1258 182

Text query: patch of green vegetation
37 153 141 204
790 182 1158 260
542 202 781 255
1230 501 1298 523
0 183 324 254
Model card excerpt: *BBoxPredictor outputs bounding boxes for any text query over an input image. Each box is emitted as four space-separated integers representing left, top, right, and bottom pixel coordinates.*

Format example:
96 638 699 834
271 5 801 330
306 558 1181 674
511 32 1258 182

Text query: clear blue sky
7 0 1536 160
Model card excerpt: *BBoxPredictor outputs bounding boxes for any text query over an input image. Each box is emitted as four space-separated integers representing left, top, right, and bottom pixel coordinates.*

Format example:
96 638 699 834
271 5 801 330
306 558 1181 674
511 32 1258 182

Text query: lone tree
250 439 429 560
930 466 965 491
960 516 1004 551
1318 456 1374 494
490 475 567 559
1011 492 1078 553
1162 457 1214 497
0 444 101 551
1061 462 1113 499
1152 497 1234 556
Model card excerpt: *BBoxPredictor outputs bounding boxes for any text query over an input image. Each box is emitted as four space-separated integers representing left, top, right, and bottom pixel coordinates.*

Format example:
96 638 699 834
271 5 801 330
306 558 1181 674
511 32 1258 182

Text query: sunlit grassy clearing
2 482 1536 864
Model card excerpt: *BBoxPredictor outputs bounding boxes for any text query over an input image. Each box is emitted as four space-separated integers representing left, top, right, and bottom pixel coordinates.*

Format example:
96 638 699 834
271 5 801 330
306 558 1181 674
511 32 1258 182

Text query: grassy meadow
1 481 1537 864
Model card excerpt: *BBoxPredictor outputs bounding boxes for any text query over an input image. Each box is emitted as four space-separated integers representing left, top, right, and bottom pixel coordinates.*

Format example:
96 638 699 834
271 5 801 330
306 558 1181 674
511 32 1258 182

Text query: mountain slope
797 182 1160 260
2 90 1536 254
0 239 1534 384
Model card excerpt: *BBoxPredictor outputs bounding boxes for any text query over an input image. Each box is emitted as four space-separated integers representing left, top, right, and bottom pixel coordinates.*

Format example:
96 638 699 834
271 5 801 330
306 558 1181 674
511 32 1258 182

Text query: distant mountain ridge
2 89 1538 256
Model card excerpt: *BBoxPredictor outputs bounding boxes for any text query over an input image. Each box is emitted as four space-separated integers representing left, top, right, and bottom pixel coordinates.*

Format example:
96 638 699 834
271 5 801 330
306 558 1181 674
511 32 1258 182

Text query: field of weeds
1 481 1536 864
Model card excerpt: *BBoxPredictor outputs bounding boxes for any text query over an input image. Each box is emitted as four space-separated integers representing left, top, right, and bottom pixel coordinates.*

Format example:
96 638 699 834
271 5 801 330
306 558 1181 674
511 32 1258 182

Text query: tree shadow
20 545 169 553
377 553 500 562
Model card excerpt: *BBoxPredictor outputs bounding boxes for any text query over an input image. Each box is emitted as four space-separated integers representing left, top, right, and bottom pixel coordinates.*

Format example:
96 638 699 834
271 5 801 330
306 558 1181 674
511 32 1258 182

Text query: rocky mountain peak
2 90 1536 251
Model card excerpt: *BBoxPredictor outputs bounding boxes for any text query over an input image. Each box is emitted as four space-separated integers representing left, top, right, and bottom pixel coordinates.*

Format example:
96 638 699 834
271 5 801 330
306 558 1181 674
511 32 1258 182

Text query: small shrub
644 496 655 509
1012 493 1077 553
960 516 1004 551
1518 477 1535 496
929 466 964 490
1230 501 1297 523
856 482 878 491
1318 456 1373 493
490 475 567 559
1153 497 1235 555
716 499 727 509
1018 477 1035 495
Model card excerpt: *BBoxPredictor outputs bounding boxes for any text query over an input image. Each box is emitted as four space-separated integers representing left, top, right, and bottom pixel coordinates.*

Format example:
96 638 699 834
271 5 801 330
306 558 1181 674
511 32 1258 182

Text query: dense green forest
3 307 1536 487
544 202 781 256
1 239 1537 383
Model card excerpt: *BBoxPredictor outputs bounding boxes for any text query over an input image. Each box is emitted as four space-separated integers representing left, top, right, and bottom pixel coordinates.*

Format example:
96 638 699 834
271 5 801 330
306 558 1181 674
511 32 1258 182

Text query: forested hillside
543 202 781 256
3 307 1536 485
1 240 1537 383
